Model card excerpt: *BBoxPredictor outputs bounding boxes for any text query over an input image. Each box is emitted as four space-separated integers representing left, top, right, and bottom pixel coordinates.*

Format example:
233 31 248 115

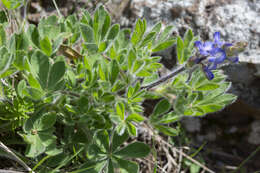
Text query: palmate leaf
40 36 52 56
38 15 61 39
1 0 23 10
154 124 179 136
110 60 120 85
80 24 95 43
106 24 120 40
111 131 129 152
114 142 150 158
115 158 139 173
0 47 13 76
151 99 171 121
30 50 65 91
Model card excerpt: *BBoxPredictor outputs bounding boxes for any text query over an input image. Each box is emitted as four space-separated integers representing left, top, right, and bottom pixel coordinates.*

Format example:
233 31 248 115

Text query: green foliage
0 5 237 173
1 0 23 10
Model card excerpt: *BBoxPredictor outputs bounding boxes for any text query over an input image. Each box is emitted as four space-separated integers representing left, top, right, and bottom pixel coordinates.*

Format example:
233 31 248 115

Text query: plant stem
52 0 62 18
141 65 186 90
231 145 260 173
0 142 34 173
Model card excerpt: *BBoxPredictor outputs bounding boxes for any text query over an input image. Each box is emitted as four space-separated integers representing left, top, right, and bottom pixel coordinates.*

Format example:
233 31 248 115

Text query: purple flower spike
194 41 214 56
208 48 226 64
191 31 244 80
203 66 214 80
213 32 221 46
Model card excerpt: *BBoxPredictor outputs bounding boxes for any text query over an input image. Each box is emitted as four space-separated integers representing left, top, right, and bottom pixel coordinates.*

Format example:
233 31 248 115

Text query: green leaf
115 158 139 173
1 0 22 9
45 144 62 156
126 122 137 136
0 10 8 23
34 112 57 131
27 87 45 100
40 36 52 56
98 41 108 52
215 94 237 105
131 19 145 46
116 123 126 136
30 50 50 89
27 25 40 48
107 159 114 173
13 50 30 71
116 102 125 120
184 29 193 47
9 32 29 52
150 22 162 33
17 80 27 98
158 25 174 42
154 124 179 136
0 24 6 46
127 50 136 70
126 113 144 122
110 60 119 85
83 43 98 53
152 38 176 52
196 83 220 91
199 104 223 113
80 24 95 43
140 31 156 47
95 130 110 152
114 142 150 158
177 36 184 64
132 60 144 73
107 24 120 40
112 131 129 152
23 134 46 158
101 10 111 40
38 131 56 147
48 61 65 90
0 47 13 76
27 73 41 90
158 111 180 124
80 161 107 173
38 15 60 39
152 99 171 117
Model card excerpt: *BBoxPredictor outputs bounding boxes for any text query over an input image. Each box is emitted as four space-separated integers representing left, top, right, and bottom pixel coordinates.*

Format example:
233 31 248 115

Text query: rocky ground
1 0 260 172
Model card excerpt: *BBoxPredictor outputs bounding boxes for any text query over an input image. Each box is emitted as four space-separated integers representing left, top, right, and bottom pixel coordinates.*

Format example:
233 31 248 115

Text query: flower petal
203 66 214 80
209 48 226 63
194 41 202 49
203 41 214 51
228 56 239 63
213 32 220 42
207 62 217 70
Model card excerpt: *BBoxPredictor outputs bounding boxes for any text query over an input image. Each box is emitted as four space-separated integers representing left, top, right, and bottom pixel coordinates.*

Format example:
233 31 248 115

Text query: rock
248 120 260 145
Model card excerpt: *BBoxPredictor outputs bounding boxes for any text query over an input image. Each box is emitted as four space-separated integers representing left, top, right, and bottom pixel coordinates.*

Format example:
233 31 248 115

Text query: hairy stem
141 65 186 90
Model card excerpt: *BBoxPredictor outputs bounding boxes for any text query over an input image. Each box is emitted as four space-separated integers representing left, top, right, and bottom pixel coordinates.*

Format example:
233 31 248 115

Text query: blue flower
213 32 233 48
191 32 245 80
193 32 230 80
203 65 215 80
207 47 226 64
194 41 214 56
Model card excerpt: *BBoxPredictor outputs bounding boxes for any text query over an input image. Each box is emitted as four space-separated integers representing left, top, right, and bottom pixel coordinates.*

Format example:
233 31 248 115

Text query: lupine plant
0 2 247 173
